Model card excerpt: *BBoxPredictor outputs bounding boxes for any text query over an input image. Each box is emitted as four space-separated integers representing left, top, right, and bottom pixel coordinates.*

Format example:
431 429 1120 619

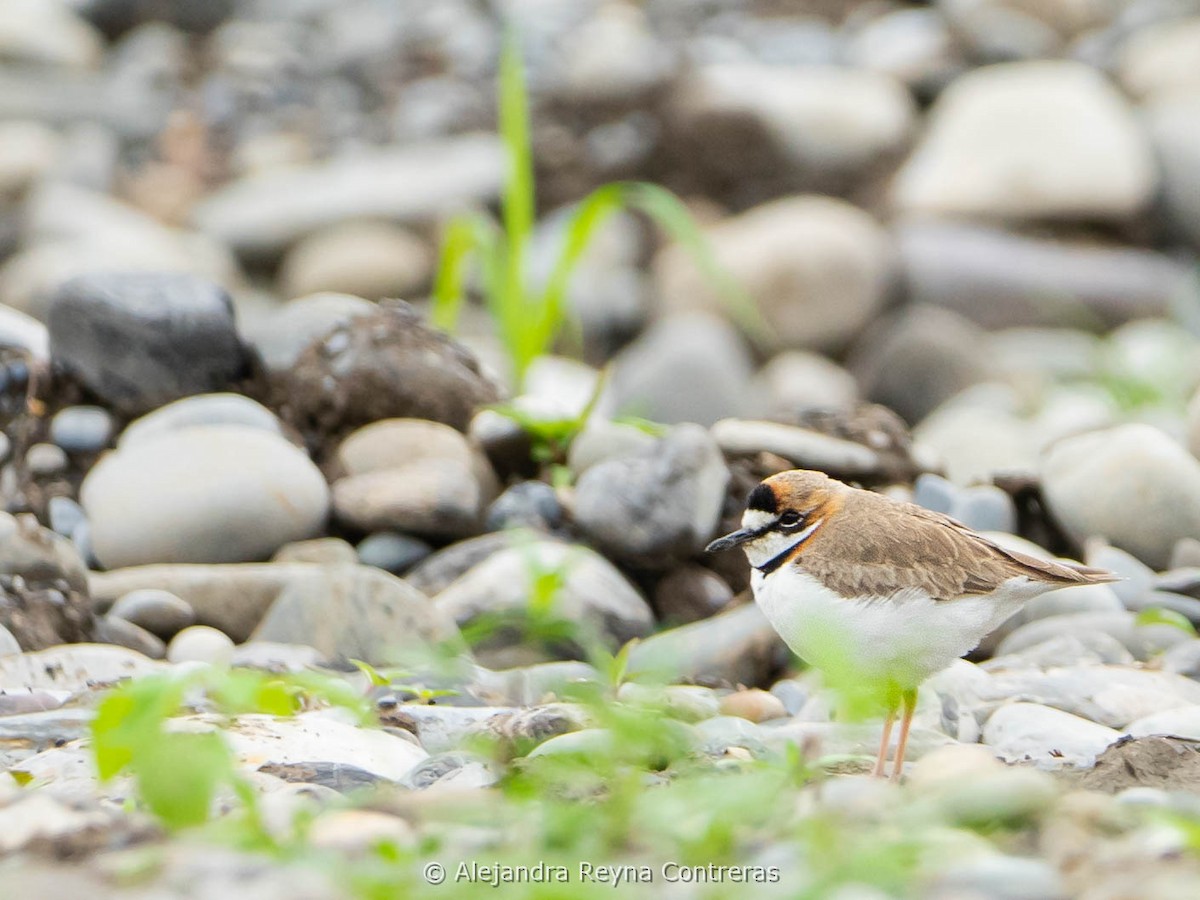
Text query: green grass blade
498 27 535 379
620 181 771 347
431 214 482 333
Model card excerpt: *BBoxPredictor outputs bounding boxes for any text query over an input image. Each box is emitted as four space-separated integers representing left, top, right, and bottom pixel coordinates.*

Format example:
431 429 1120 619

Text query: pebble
432 540 653 659
927 854 1065 900
1147 97 1200 253
211 712 428 783
108 588 195 639
906 743 1005 790
850 304 990 425
242 292 374 374
982 702 1120 767
119 394 282 448
617 683 721 723
604 313 754 427
0 644 161 692
49 406 114 454
280 301 501 434
252 565 463 666
333 460 485 539
24 443 67 476
750 351 859 416
93 615 166 659
710 419 882 479
166 625 234 665
655 196 894 352
566 420 658 477
626 603 788 688
572 423 728 569
1127 707 1200 741
271 538 358 566
719 689 787 723
652 565 734 625
192 135 504 258
693 716 770 760
46 272 247 416
485 481 562 533
1117 17 1200 101
46 496 86 539
335 418 477 476
81 425 329 568
1042 424 1200 569
1086 543 1156 606
892 60 1155 221
0 623 20 657
355 532 432 574
279 220 431 301
668 65 915 194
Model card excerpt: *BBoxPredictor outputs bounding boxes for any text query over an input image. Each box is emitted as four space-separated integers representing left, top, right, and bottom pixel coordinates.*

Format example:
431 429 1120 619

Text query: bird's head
705 469 843 570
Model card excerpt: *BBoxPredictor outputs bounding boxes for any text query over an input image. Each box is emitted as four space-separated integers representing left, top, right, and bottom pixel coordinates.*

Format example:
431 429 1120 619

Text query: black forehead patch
746 483 777 513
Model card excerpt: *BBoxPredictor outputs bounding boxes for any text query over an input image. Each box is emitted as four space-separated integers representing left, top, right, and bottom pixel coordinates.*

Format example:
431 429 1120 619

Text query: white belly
751 568 1034 689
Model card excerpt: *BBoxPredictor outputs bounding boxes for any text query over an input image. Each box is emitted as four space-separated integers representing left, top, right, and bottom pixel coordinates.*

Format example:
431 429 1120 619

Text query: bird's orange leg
890 688 918 784
872 709 896 778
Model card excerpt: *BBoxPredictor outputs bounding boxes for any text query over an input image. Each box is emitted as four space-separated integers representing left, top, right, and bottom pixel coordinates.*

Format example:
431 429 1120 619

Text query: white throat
742 516 822 571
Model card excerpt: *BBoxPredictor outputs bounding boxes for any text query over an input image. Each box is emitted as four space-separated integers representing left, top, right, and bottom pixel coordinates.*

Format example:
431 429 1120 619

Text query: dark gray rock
572 423 728 569
485 481 562 533
47 272 248 416
93 614 166 659
356 532 432 575
108 588 195 639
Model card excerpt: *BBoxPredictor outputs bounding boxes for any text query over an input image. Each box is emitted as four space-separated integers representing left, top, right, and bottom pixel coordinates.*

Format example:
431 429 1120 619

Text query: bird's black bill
705 527 760 553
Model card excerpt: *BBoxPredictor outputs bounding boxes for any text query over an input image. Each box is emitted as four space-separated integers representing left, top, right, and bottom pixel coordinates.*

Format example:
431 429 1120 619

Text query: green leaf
620 181 770 347
8 769 33 787
498 28 534 318
1136 606 1197 635
134 730 231 829
350 658 390 688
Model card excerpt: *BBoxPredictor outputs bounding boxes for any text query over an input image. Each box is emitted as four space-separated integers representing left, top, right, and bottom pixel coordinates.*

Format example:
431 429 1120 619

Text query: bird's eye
779 511 802 528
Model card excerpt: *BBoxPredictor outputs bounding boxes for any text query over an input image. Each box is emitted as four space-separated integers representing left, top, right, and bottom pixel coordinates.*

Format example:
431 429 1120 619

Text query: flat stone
982 702 1120 767
1128 707 1200 741
335 418 476 476
192 135 504 259
81 425 329 568
271 538 358 567
896 219 1192 329
0 644 161 692
710 418 882 479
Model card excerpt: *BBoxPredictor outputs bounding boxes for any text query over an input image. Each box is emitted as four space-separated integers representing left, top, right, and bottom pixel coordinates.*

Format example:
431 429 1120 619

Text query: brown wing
803 490 1116 601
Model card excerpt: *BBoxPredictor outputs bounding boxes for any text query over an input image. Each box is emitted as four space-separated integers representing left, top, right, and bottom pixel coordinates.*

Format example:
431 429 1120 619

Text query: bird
705 469 1116 782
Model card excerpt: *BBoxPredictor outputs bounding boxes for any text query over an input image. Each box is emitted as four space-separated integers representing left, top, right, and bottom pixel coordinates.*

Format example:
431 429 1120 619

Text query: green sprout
431 30 765 389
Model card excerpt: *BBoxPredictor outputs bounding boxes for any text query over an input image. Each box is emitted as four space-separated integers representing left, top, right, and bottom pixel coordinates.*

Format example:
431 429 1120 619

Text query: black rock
47 273 248 416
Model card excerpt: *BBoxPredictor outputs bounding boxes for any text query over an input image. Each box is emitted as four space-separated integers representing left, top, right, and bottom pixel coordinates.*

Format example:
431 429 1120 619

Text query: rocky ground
3 0 1200 897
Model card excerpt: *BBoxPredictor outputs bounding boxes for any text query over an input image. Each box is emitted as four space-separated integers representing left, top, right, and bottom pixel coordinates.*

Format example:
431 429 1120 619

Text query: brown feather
762 470 1117 602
